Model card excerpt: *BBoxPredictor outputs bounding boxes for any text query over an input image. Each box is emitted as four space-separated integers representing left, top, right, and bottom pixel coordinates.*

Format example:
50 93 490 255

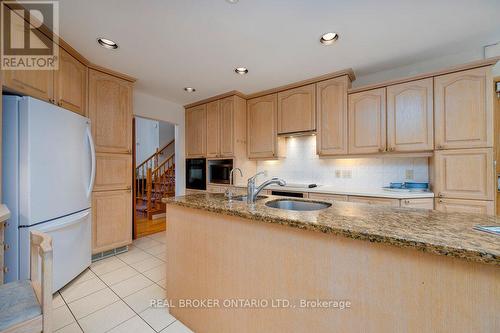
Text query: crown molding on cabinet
348 56 500 94
183 69 355 109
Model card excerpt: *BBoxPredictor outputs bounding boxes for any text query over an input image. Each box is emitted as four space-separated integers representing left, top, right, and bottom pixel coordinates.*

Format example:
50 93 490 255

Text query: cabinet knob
58 101 62 106
436 145 443 150
378 148 384 153
438 193 444 198
49 99 55 104
438 199 443 203
404 200 410 204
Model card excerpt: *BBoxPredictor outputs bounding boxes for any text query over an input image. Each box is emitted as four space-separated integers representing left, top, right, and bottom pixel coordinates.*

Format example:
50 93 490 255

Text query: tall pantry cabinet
432 66 495 215
88 69 134 253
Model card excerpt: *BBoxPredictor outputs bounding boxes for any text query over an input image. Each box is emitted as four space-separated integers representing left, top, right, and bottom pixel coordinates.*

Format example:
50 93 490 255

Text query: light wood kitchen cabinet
400 198 434 210
434 66 493 149
277 84 316 134
186 104 207 157
308 193 348 202
88 69 133 154
348 196 400 207
219 96 235 156
386 78 433 152
435 198 494 215
3 69 54 103
348 88 386 154
433 148 494 201
54 48 87 116
206 100 220 158
94 153 132 192
92 190 132 253
316 76 349 155
247 94 285 159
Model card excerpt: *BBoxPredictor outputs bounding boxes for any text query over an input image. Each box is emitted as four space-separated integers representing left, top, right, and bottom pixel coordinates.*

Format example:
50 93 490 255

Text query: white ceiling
58 0 500 104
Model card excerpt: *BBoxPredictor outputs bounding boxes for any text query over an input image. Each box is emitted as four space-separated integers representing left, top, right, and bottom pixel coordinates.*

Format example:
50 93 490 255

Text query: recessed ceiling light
234 67 248 75
184 87 196 92
97 37 118 49
225 0 239 4
320 32 339 45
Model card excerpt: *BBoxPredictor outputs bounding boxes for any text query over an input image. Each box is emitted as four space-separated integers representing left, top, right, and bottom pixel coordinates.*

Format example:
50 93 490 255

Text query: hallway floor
52 231 193 333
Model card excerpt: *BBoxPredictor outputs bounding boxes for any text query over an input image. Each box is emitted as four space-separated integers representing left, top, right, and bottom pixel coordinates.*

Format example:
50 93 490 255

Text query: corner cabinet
348 88 386 154
316 76 350 155
277 84 316 134
386 78 433 152
88 69 133 154
434 66 493 149
186 104 207 158
247 94 285 159
54 48 87 116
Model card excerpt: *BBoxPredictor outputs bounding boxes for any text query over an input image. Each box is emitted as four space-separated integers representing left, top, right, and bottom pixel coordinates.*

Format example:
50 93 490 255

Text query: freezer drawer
20 209 91 292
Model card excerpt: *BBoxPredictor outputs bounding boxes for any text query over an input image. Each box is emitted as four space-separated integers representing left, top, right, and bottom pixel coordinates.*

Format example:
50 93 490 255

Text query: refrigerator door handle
36 210 91 232
86 125 96 197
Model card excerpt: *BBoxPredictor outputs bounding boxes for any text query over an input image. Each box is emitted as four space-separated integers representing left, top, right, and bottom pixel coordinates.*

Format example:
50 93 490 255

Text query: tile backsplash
256 136 429 190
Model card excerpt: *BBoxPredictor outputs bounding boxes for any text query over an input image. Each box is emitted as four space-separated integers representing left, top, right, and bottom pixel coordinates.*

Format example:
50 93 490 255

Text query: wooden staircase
136 140 175 219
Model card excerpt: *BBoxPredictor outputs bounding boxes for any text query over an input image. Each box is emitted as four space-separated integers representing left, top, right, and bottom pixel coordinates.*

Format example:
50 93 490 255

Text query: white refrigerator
2 96 96 291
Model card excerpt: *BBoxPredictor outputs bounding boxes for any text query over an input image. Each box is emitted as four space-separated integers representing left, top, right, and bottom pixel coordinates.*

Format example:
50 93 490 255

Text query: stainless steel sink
231 195 268 201
265 199 331 211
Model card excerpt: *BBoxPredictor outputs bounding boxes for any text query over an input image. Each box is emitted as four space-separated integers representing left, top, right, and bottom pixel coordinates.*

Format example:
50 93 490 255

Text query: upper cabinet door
348 88 386 154
54 48 87 116
316 76 349 155
247 94 278 159
2 17 54 102
220 96 235 157
205 100 220 158
434 66 493 149
88 69 133 154
386 78 433 152
277 84 316 134
186 104 207 158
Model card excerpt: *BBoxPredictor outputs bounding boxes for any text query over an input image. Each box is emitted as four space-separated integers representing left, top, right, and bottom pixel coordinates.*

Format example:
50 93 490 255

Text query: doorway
132 116 176 238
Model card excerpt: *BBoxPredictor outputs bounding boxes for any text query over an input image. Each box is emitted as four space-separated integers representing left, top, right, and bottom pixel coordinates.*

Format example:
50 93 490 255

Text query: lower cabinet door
92 190 132 253
435 198 494 215
348 196 400 207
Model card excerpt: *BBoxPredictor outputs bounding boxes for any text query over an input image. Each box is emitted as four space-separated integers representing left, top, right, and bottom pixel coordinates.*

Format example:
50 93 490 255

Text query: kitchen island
164 193 499 333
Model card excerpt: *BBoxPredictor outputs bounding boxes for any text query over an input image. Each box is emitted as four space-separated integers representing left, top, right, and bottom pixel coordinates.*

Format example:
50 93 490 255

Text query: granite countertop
164 193 500 266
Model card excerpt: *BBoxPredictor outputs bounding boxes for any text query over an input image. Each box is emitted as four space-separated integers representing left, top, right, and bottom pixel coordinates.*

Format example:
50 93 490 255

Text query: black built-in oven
186 158 206 190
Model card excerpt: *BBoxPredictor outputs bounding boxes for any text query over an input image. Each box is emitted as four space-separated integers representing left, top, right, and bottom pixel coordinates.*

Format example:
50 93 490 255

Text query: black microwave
208 159 233 184
186 158 206 190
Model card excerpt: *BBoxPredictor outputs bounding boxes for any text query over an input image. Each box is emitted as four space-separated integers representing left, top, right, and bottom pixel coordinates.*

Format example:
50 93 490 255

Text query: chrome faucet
247 172 286 204
225 168 243 201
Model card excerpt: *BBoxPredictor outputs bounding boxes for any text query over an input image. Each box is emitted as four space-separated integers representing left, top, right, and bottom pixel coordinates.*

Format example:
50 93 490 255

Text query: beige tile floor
53 231 193 333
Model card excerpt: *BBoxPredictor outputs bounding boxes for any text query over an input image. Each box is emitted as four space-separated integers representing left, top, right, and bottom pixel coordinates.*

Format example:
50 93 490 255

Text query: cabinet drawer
308 193 348 202
400 198 434 210
435 198 494 216
94 153 132 191
348 196 400 207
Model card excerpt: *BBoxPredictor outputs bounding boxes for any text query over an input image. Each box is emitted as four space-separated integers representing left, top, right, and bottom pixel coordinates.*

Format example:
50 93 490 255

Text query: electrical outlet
405 169 414 180
342 169 352 179
335 170 341 178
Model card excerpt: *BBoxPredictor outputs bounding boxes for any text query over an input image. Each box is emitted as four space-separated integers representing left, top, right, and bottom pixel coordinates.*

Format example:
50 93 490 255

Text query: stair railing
136 139 174 203
146 153 176 218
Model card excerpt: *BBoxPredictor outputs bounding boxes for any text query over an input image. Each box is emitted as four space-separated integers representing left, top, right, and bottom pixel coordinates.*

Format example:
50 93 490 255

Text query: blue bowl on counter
404 182 429 190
